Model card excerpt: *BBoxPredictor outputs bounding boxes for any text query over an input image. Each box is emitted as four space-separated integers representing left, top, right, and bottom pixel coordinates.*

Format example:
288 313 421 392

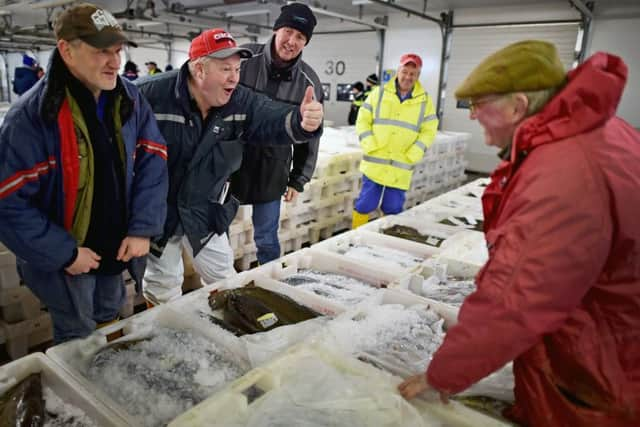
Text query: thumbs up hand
300 86 323 132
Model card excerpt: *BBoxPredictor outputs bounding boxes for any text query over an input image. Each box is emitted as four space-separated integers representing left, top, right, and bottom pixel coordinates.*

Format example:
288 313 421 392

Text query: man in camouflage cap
399 40 640 426
0 3 168 343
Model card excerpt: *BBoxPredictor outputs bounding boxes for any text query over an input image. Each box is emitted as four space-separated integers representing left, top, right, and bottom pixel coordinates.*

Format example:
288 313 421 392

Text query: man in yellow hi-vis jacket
352 53 438 228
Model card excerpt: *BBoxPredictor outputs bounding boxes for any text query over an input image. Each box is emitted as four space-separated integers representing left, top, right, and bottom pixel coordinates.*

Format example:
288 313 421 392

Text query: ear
511 93 529 123
57 39 72 62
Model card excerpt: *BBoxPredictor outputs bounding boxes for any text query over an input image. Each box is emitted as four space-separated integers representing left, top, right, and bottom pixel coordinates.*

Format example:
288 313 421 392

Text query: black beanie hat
273 3 317 45
366 73 379 85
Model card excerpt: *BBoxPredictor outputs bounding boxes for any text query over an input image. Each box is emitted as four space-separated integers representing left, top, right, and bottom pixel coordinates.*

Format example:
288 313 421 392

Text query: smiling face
469 94 528 149
396 63 420 93
58 39 123 98
190 55 241 110
273 27 307 62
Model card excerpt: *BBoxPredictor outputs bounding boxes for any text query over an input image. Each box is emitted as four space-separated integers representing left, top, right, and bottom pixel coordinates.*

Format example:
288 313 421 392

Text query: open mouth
223 88 234 96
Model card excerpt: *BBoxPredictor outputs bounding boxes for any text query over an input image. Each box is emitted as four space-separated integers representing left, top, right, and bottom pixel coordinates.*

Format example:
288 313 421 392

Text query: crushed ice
281 269 379 305
336 243 423 270
87 327 246 427
43 386 98 427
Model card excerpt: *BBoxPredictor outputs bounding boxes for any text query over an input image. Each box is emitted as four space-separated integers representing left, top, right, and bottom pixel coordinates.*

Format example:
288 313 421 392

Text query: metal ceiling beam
307 5 387 30
165 10 272 30
366 0 442 26
569 0 593 20
452 19 581 28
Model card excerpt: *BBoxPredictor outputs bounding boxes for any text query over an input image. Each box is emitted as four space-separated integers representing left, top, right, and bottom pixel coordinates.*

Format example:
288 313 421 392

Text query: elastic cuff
287 179 305 192
63 247 78 268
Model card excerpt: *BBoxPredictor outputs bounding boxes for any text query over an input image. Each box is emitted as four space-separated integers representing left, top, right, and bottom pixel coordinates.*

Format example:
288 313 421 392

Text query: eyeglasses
467 95 507 113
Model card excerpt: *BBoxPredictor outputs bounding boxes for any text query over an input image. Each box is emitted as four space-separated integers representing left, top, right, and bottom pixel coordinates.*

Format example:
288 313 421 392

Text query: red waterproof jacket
427 52 640 426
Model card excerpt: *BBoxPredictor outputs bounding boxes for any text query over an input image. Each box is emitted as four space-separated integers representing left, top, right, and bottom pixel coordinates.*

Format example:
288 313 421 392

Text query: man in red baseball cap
136 28 323 305
352 52 438 229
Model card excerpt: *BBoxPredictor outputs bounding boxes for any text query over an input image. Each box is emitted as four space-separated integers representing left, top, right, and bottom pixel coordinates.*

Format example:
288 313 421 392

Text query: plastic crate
0 353 129 426
170 343 508 427
312 229 437 276
1 312 52 359
0 250 20 290
46 306 250 426
0 285 42 323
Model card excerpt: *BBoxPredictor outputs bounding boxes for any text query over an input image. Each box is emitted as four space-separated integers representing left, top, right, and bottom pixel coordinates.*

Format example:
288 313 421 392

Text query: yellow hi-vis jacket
356 79 438 190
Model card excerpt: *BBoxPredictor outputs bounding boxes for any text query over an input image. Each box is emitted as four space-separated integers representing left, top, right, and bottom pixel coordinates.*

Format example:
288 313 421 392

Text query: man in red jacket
399 40 640 426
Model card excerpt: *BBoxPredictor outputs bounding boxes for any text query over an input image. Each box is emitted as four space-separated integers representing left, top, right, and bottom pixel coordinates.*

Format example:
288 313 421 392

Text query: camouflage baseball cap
54 3 137 48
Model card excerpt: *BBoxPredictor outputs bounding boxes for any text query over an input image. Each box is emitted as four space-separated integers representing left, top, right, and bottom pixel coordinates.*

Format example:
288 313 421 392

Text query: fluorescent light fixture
136 21 163 27
352 0 372 4
31 0 76 10
225 9 270 18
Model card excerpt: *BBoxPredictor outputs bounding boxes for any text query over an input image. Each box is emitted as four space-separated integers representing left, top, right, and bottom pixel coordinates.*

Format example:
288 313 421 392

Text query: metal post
436 11 453 129
377 27 386 87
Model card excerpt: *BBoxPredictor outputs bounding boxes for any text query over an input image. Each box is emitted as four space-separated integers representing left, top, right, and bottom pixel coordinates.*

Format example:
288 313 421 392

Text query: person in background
0 3 168 343
231 3 323 265
351 53 438 228
164 64 173 71
137 28 323 305
12 54 40 96
145 61 161 75
364 72 378 98
122 60 139 80
398 40 640 426
348 81 365 125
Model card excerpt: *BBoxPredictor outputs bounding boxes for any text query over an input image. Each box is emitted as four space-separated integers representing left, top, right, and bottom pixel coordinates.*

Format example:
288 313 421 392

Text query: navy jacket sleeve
0 106 77 271
127 90 169 238
236 86 320 144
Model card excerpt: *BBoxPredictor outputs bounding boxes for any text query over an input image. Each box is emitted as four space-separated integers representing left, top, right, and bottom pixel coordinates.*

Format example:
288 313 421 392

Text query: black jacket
231 36 323 203
136 62 317 256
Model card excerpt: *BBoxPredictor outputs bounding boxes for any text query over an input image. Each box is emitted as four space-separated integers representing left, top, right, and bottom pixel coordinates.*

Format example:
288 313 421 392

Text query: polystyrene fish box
361 215 462 250
1 312 52 359
430 230 488 279
311 229 437 276
0 285 42 323
175 267 344 318
0 250 20 290
0 353 129 426
46 306 251 426
170 343 508 427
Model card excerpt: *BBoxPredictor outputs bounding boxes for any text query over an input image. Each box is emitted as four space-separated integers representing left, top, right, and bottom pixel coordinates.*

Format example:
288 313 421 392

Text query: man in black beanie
231 3 323 265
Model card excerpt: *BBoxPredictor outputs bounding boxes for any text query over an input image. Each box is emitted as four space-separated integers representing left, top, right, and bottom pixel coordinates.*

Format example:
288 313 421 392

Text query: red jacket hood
512 52 628 159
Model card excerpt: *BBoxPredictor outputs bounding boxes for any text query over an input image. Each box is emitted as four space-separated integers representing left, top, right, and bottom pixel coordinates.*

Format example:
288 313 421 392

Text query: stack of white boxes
0 243 53 359
228 127 471 271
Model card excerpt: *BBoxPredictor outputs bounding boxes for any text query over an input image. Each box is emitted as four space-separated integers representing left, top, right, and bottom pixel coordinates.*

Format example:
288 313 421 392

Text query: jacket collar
174 61 193 114
512 52 627 159
383 77 426 99
39 48 134 124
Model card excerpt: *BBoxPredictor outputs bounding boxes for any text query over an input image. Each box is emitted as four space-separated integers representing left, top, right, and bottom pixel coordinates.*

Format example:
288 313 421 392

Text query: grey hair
188 56 211 75
520 87 563 117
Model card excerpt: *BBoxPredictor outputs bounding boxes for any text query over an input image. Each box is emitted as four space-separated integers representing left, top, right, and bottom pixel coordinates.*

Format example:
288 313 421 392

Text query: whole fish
0 373 44 427
208 282 320 335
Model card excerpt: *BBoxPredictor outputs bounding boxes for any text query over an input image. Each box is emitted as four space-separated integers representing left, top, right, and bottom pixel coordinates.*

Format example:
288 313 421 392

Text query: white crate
1 312 52 359
312 229 437 277
170 343 507 427
0 353 129 426
174 269 343 320
46 306 250 426
0 285 42 323
361 215 461 249
0 250 20 290
431 230 488 278
272 248 403 290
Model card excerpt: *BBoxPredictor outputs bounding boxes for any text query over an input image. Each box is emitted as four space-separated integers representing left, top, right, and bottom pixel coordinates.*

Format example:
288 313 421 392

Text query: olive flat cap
455 40 566 100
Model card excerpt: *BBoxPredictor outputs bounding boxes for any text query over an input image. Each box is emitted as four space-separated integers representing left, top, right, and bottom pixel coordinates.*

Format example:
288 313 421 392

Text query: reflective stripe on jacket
356 78 438 190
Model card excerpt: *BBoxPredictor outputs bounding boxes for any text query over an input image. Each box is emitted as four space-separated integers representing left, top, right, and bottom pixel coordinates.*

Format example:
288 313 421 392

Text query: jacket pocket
208 194 240 235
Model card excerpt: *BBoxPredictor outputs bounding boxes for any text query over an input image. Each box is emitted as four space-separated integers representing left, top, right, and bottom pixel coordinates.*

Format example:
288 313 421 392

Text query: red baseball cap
400 53 423 68
189 28 252 61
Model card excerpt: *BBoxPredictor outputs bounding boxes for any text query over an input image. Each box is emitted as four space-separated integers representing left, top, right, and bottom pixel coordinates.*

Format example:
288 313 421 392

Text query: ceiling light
225 9 271 18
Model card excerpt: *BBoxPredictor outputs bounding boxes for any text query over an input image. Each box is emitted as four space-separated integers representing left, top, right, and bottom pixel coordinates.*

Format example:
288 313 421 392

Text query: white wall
588 17 640 128
383 14 443 105
302 32 380 126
